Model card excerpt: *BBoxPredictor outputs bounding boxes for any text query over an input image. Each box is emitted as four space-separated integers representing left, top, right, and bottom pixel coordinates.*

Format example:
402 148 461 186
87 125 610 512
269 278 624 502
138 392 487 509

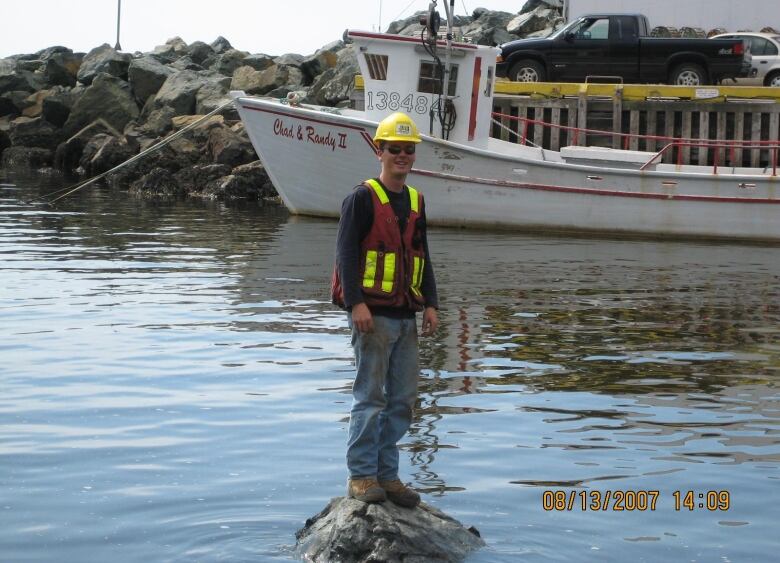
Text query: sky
1 1 531 58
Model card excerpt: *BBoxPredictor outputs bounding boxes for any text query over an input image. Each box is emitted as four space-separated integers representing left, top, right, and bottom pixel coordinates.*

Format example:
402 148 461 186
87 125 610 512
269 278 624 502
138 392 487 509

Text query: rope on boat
491 117 542 148
40 99 236 205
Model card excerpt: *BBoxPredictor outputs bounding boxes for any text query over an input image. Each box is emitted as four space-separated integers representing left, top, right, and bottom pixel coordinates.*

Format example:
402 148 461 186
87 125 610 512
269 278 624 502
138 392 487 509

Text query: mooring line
37 99 235 205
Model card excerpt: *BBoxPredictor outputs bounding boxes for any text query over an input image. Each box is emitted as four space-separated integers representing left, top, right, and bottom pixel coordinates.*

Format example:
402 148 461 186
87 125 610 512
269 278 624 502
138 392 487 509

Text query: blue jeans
346 314 419 481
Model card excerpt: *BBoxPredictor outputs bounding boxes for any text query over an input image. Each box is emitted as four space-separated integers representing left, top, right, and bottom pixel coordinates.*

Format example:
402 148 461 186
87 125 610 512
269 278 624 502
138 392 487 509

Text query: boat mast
442 0 455 139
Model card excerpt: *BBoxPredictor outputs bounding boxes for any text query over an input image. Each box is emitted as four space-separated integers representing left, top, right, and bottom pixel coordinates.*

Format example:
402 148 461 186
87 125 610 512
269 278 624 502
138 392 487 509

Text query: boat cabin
347 30 500 147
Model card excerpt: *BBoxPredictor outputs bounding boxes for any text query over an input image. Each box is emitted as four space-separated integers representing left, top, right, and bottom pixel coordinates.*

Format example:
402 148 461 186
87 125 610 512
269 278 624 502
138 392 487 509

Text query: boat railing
641 141 779 175
492 111 780 176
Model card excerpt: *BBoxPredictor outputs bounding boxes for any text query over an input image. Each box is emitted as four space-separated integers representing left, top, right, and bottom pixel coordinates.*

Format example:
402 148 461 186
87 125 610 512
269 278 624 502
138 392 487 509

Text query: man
332 112 439 508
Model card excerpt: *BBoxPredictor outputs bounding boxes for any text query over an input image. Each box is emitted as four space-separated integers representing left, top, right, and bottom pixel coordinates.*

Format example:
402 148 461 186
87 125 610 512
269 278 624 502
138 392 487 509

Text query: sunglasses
384 145 416 155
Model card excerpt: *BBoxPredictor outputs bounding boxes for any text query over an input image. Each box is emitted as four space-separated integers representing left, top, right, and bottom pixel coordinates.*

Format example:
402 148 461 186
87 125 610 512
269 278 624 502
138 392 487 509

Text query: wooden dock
492 82 780 167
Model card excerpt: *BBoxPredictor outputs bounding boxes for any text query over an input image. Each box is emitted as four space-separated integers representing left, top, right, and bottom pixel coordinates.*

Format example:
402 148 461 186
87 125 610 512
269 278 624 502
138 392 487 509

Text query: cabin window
417 61 458 96
484 66 494 97
364 54 389 80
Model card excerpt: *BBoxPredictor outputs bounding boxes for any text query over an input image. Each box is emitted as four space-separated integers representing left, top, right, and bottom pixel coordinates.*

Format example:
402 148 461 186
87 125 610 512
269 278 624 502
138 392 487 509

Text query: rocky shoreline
0 3 565 202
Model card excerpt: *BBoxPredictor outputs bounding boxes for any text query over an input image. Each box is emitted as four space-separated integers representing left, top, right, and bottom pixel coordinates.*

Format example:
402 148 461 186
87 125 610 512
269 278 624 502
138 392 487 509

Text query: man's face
378 142 417 176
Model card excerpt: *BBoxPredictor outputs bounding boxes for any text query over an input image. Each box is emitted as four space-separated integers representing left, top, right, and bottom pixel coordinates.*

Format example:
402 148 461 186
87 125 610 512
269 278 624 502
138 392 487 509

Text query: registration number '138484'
366 91 434 114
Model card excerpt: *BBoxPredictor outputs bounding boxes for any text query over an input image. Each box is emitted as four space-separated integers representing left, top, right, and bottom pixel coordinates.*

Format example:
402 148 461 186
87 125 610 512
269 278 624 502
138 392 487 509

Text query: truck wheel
508 59 546 82
670 63 708 86
764 71 780 87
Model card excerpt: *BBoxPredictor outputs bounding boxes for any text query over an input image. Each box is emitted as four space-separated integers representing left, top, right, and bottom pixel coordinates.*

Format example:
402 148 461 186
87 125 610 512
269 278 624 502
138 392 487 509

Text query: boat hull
235 96 780 241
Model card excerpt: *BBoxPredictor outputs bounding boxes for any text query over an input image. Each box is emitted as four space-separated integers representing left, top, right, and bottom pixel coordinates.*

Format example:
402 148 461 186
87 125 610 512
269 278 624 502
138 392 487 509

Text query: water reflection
1 170 779 561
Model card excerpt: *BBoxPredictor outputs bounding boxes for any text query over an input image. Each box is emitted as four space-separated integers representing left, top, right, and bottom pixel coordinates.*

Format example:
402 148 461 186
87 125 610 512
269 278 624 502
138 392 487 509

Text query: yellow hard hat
373 112 422 144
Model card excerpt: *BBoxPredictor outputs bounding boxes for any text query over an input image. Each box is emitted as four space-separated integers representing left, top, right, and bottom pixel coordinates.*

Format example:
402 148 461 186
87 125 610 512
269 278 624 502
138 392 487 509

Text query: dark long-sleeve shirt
335 179 438 318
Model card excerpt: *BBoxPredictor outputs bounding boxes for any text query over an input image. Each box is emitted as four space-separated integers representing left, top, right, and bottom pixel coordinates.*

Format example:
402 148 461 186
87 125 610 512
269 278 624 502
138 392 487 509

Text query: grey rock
461 11 515 45
295 497 485 563
42 49 83 87
129 166 183 195
230 64 302 96
0 62 45 95
0 127 10 159
208 48 250 76
152 70 229 116
301 43 342 86
210 36 233 54
63 73 139 137
386 11 427 34
8 116 59 148
522 0 563 11
225 160 276 199
150 37 189 64
15 59 44 72
0 90 29 117
206 123 254 166
128 56 175 104
308 44 360 106
273 53 304 67
54 118 123 172
241 53 274 72
187 41 214 65
77 44 132 85
195 80 231 116
105 144 186 188
1 146 53 168
173 163 231 193
170 56 204 72
78 133 136 176
140 106 177 136
507 7 557 36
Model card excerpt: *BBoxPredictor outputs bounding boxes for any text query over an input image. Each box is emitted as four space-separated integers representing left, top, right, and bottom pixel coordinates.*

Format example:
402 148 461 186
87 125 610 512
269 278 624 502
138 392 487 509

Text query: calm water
1 170 778 562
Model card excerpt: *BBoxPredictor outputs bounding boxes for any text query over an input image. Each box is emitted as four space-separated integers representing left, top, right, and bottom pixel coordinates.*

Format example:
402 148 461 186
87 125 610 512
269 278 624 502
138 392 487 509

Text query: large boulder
63 73 139 137
128 56 175 104
0 90 29 117
231 63 302 95
461 10 515 45
139 106 177 136
522 0 563 10
300 41 343 86
187 41 214 65
78 133 136 176
507 7 558 36
0 59 45 95
150 37 189 64
307 44 360 106
8 116 60 148
173 163 231 193
195 80 231 115
241 54 274 72
54 118 123 172
210 36 233 54
129 166 183 195
206 122 254 166
41 87 75 127
152 70 230 116
77 44 132 85
295 497 485 563
42 49 83 87
1 146 53 168
207 48 250 76
210 160 276 200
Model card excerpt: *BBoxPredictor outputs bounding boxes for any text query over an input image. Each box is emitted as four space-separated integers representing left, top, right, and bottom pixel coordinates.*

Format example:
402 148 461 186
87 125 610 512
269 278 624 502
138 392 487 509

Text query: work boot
347 477 386 503
379 479 420 508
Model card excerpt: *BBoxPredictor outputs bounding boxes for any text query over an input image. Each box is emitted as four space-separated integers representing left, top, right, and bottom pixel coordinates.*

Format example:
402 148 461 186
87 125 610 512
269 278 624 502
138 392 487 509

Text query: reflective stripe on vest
361 179 420 295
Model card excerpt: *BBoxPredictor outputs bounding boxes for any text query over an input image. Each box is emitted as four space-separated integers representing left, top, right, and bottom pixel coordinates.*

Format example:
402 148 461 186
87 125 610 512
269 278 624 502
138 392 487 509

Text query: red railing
492 112 780 175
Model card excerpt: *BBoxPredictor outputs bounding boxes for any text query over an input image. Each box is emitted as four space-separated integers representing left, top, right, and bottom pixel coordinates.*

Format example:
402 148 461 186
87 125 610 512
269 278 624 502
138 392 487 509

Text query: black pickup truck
496 13 751 85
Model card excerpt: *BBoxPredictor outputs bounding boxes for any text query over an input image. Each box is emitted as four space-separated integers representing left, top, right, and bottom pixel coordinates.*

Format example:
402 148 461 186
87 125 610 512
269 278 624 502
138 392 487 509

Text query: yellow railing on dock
353 74 780 102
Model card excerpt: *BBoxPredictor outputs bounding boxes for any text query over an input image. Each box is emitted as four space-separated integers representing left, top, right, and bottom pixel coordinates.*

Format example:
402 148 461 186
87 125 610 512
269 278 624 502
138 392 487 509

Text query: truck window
613 17 638 40
571 18 609 40
749 37 778 56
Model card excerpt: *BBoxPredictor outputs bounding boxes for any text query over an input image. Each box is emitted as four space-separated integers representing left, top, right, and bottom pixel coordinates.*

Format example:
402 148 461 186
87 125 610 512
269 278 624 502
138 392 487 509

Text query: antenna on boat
420 1 457 140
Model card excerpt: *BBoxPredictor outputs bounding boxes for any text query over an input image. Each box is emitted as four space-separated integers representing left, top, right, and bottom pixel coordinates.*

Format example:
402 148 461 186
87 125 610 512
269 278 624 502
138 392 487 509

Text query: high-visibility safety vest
332 178 427 312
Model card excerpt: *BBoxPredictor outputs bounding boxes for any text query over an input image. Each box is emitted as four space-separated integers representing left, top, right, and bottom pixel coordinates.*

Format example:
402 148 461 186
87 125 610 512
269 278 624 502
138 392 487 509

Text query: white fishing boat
231 2 780 241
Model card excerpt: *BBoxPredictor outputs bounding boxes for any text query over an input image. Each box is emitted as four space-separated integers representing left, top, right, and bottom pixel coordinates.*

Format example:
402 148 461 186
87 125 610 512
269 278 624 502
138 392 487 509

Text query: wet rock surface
295 497 485 563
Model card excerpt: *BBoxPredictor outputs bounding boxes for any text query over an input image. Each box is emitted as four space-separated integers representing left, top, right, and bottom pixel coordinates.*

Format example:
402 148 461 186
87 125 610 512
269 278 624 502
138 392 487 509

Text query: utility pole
115 0 122 51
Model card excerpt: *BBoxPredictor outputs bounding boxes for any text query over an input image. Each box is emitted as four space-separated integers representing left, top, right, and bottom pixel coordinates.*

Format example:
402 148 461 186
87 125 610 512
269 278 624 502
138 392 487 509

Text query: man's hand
421 306 438 336
351 302 374 333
